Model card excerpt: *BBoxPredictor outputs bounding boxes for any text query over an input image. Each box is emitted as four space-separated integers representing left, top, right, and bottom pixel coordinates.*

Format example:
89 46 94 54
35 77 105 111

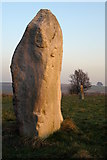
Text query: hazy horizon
2 2 105 85
0 82 106 86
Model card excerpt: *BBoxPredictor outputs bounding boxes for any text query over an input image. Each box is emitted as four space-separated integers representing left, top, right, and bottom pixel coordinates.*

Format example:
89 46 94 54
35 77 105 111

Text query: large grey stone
10 9 63 138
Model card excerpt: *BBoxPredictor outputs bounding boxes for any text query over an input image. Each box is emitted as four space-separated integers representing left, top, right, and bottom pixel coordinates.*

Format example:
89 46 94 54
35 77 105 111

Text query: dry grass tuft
79 108 86 112
61 118 79 133
73 149 92 159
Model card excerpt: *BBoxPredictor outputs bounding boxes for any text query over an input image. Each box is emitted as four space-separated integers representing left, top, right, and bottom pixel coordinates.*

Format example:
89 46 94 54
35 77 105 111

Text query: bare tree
69 69 91 94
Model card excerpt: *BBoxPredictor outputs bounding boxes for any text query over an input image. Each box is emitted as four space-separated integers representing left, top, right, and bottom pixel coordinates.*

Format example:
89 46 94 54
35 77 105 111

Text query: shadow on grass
2 118 93 159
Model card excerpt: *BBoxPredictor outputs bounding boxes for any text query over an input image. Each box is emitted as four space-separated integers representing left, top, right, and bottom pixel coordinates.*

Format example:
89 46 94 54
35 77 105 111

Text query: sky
1 2 105 85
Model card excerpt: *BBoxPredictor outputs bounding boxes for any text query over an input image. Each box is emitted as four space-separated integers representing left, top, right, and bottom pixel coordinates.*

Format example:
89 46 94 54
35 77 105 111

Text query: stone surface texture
10 9 63 138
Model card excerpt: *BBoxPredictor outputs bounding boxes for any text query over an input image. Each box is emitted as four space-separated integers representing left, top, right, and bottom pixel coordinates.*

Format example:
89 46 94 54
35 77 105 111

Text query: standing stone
80 85 84 100
10 9 63 138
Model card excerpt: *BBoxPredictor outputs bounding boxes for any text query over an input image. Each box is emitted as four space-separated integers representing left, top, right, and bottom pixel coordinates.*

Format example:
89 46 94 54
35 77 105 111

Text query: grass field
2 94 106 159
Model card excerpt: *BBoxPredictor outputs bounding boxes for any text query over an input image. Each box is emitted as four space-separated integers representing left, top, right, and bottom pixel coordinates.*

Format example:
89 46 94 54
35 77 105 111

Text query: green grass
2 94 106 159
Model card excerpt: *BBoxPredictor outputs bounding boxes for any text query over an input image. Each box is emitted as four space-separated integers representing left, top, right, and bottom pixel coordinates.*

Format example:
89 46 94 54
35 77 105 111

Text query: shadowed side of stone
10 9 63 138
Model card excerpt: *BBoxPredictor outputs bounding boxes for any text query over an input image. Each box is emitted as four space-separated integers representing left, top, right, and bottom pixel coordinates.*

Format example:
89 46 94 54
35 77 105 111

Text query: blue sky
2 2 105 85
